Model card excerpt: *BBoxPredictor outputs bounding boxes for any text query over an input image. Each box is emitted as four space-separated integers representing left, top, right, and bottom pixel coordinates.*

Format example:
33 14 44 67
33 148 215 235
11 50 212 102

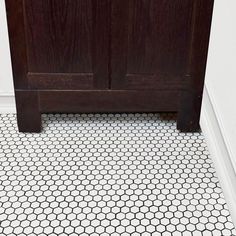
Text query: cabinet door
111 0 194 90
6 0 109 90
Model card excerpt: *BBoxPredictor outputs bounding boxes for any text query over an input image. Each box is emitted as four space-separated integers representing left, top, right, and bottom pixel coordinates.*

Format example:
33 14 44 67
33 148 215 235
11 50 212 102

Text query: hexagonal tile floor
0 113 235 236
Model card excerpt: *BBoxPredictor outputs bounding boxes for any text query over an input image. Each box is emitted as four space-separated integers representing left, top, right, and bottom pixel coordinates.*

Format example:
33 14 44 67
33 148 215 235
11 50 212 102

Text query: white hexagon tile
0 113 235 236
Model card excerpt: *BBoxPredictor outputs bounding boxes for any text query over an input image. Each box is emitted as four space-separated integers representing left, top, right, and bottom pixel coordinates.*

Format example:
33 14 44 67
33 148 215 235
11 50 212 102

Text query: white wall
204 0 236 171
200 0 236 226
0 1 15 113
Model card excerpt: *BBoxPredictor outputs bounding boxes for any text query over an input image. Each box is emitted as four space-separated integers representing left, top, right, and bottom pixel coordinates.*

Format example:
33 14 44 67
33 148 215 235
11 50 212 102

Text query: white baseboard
201 86 236 225
0 94 16 113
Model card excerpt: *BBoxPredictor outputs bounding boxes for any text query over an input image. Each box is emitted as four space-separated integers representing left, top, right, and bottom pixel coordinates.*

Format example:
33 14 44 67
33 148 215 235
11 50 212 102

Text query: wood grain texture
28 73 93 90
10 0 110 90
111 0 194 89
124 74 190 90
15 90 41 132
24 0 92 73
5 0 28 88
38 90 179 113
177 0 214 132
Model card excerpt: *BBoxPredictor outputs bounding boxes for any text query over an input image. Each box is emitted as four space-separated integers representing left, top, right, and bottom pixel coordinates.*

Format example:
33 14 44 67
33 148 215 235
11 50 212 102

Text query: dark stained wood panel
5 0 29 88
15 90 41 132
13 0 110 89
39 90 180 113
177 0 215 131
125 74 190 90
24 0 93 73
27 73 93 90
111 0 194 89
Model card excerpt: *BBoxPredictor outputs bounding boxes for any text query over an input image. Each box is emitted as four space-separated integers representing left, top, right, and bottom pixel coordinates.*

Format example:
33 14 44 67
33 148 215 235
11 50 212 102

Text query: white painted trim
0 94 16 114
200 86 236 225
0 1 15 97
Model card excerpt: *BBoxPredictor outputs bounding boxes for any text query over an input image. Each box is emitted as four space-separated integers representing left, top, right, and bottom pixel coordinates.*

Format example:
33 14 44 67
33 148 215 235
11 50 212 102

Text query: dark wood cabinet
111 0 193 90
8 0 110 90
5 0 214 132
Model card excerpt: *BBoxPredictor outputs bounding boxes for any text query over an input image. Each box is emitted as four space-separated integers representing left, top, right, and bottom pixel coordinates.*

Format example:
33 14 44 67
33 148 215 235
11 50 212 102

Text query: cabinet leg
15 91 42 133
177 90 202 132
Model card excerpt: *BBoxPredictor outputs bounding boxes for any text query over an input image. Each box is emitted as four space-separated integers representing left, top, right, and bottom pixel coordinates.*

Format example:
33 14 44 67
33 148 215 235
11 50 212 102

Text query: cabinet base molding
38 90 180 113
14 89 203 133
14 89 170 132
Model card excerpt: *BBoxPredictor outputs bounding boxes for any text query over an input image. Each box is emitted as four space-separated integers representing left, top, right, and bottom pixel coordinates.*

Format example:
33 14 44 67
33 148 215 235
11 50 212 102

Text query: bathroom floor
0 113 235 236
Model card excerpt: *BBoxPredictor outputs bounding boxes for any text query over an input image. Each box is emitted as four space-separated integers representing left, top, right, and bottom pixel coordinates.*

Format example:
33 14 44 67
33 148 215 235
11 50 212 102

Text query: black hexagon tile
0 113 235 236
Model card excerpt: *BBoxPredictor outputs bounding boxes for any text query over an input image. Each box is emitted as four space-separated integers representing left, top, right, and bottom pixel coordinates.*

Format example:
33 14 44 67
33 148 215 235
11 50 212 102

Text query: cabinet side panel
5 0 28 89
177 0 214 131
